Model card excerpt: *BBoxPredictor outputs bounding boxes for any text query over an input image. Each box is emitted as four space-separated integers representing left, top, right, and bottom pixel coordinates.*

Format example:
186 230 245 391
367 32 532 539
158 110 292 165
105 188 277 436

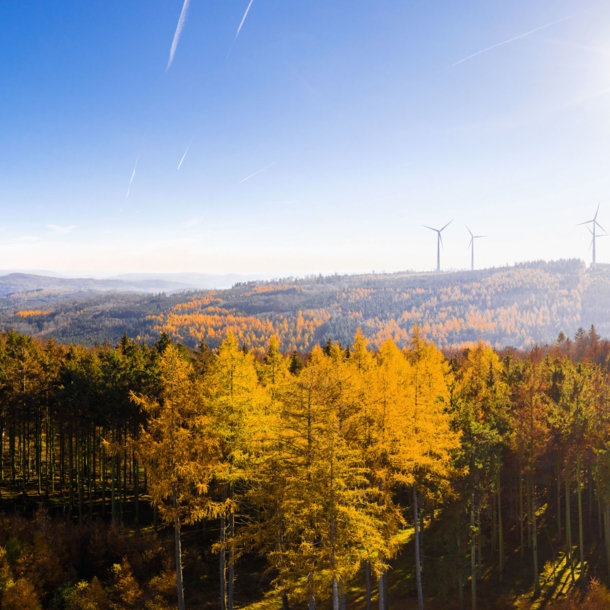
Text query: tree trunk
471 497 477 610
413 487 424 610
228 507 235 610
531 477 540 598
566 473 574 581
308 573 316 610
365 561 372 610
605 502 610 585
220 514 226 610
476 505 482 580
458 533 464 610
519 474 524 558
133 452 139 525
332 578 339 610
497 475 504 581
378 569 387 610
526 475 532 549
577 455 585 584
172 484 186 610
557 473 562 541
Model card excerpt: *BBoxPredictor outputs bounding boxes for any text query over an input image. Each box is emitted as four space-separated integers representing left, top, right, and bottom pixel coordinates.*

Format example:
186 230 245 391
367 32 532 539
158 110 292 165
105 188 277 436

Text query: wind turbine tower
579 204 607 268
466 226 486 271
424 220 452 274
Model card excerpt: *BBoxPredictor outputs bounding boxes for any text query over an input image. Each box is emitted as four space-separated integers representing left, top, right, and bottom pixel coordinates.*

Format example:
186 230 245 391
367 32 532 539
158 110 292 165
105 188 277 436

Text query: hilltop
1 259 609 349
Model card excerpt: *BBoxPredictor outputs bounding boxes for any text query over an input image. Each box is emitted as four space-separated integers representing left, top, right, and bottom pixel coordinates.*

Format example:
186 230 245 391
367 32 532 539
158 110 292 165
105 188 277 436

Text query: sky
1 0 610 277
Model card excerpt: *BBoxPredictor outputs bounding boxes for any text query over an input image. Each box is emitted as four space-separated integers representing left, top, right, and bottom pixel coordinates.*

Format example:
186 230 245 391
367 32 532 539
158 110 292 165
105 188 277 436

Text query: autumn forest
1 322 610 609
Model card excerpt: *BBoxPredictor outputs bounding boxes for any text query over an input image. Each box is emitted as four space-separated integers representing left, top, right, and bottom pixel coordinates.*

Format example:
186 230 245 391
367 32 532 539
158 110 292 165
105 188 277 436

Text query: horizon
0 256 596 283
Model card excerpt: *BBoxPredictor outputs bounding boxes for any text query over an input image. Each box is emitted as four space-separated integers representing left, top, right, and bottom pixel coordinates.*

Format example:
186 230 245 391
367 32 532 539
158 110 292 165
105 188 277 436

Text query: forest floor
0 484 604 609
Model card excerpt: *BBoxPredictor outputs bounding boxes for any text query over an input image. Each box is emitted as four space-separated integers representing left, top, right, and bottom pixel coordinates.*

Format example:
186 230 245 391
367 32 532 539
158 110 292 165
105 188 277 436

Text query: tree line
1 325 610 609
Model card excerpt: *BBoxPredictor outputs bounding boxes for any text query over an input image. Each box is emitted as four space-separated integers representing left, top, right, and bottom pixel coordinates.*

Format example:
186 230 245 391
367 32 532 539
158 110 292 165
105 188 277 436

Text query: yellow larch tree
390 330 459 610
134 344 222 610
205 331 269 610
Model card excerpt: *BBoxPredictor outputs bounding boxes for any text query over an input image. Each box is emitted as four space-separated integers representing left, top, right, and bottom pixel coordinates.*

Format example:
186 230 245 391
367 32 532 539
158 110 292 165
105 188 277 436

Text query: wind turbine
466 226 486 271
424 220 452 274
579 204 607 268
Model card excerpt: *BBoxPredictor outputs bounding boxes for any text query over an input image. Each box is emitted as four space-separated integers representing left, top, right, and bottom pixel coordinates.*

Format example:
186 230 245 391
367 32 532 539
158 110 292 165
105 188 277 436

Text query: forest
1 324 610 608
3 259 610 351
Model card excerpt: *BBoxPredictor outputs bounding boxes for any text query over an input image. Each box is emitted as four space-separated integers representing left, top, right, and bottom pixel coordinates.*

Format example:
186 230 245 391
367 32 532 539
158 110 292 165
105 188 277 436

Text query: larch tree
134 343 222 610
453 341 510 609
205 331 268 610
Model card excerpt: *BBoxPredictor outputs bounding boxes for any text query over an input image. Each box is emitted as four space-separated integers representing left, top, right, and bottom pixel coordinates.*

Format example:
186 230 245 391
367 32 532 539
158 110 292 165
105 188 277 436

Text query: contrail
240 161 276 183
177 139 193 170
448 14 575 68
167 0 191 71
126 157 138 199
236 0 255 39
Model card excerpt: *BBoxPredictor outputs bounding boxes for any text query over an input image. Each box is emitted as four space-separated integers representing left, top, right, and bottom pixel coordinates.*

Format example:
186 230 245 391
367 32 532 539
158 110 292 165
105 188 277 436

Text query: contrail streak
167 0 191 71
178 139 193 170
240 161 276 183
448 15 575 68
236 0 255 39
126 157 138 199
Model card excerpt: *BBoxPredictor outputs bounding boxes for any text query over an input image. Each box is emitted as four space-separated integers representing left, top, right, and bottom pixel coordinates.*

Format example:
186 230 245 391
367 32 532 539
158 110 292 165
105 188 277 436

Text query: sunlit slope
3 259 610 349
153 259 598 350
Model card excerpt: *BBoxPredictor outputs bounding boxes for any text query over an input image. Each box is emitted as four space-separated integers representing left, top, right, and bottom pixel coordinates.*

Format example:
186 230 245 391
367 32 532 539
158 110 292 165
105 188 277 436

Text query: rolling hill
1 259 609 350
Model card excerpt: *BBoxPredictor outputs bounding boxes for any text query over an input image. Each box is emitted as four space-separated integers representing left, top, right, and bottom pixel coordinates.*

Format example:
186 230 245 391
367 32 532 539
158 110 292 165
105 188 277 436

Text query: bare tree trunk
531 477 540 598
378 569 387 610
332 578 339 610
577 455 585 584
173 485 186 610
557 473 562 541
476 505 482 580
566 474 574 581
413 487 424 610
228 506 235 610
471 496 477 610
497 475 504 581
308 573 316 610
365 561 372 610
605 502 610 585
220 514 226 610
519 473 524 558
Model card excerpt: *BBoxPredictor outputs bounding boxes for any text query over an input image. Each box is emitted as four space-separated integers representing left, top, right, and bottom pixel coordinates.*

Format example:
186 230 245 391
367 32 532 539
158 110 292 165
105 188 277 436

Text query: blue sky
1 0 610 275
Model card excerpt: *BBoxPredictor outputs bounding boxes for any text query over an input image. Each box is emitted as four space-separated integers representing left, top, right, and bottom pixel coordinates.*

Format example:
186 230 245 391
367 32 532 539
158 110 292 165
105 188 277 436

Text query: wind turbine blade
440 219 453 232
440 233 444 248
596 220 607 234
475 235 486 239
595 202 601 220
578 220 593 226
465 225 473 238
468 238 473 250
423 225 439 232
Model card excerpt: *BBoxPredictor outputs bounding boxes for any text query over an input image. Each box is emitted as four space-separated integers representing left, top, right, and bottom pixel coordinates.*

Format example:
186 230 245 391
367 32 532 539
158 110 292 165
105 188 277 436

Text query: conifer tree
135 344 222 610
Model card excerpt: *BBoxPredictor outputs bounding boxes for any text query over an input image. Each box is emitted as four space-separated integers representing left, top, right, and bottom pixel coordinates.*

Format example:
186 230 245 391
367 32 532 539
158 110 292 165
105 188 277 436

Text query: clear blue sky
1 0 609 276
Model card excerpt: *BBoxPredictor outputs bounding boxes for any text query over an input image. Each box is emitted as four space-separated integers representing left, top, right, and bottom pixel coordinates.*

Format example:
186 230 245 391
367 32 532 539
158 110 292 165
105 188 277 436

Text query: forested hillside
1 327 610 608
2 259 610 350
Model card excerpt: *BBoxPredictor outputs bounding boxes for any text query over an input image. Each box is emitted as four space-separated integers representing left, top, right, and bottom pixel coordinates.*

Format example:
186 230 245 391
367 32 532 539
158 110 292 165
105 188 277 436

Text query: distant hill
0 273 191 296
1 260 610 349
